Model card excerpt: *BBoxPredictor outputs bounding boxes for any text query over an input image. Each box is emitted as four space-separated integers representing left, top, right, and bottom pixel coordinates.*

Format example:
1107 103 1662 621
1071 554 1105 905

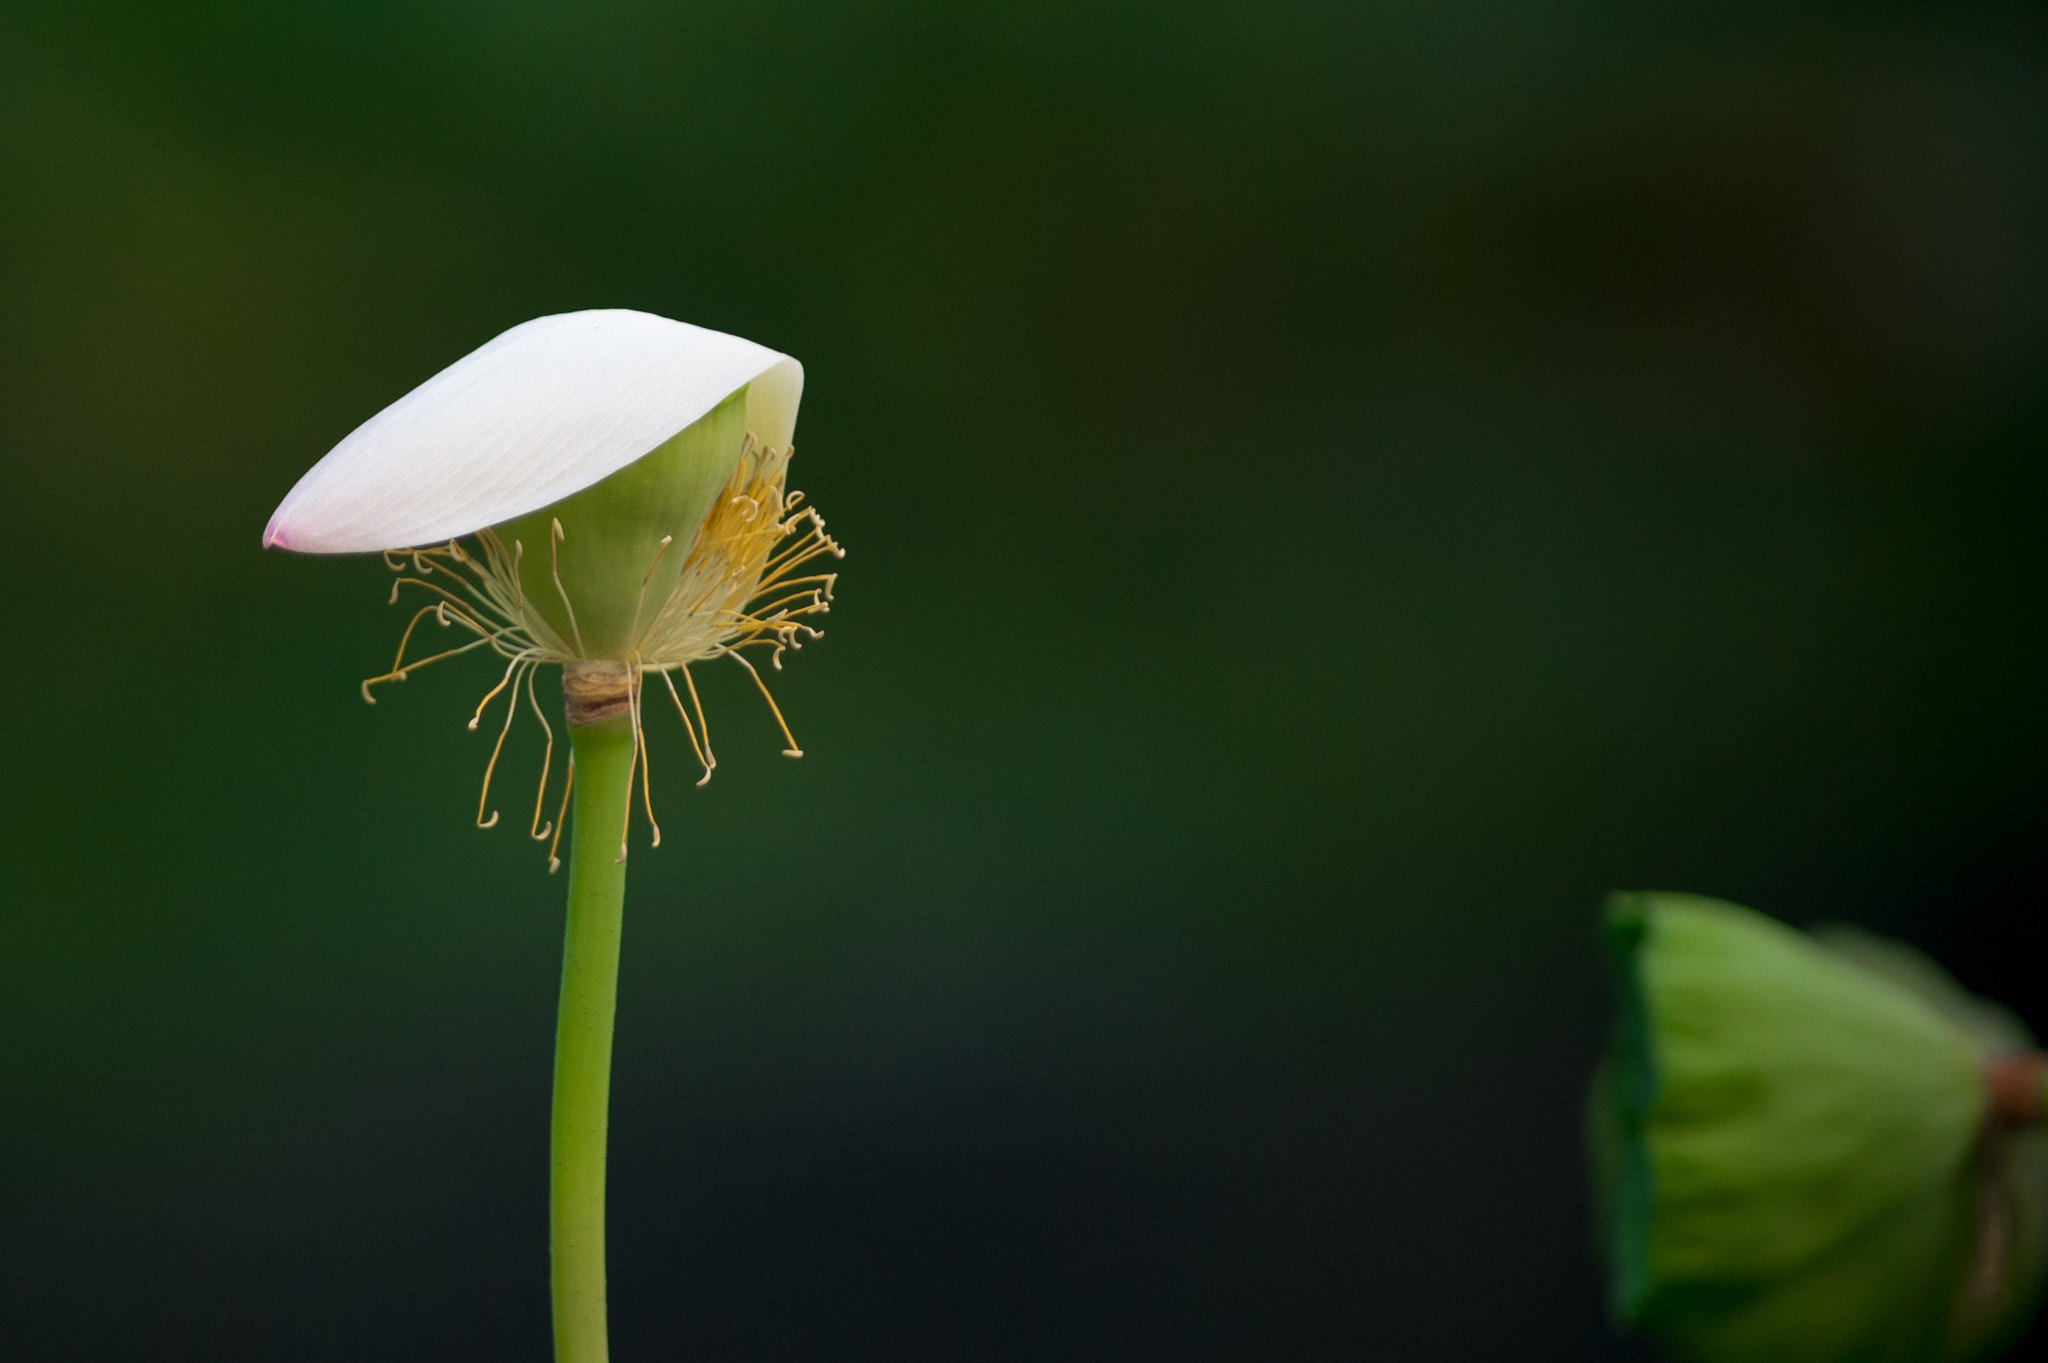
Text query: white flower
265 309 843 865
264 309 802 554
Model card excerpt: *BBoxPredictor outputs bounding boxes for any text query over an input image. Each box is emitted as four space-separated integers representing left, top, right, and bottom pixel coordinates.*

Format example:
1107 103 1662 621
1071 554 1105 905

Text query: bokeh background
3 1 2044 1358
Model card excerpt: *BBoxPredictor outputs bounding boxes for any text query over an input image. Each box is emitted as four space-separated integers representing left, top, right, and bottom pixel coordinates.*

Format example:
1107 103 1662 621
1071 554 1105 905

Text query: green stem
553 716 634 1363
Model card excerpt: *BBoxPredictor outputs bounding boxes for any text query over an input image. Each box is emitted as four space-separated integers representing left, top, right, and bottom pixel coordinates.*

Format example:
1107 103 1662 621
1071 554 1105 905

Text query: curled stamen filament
550 518 585 656
469 650 528 732
625 535 675 647
659 668 711 783
361 630 495 704
682 664 716 786
547 756 574 874
475 658 531 829
635 667 659 849
525 663 556 841
729 651 803 758
615 666 660 862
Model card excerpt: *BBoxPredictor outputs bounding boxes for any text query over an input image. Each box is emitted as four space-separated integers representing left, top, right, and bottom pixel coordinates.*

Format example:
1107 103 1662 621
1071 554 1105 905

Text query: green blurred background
2 1 2043 1358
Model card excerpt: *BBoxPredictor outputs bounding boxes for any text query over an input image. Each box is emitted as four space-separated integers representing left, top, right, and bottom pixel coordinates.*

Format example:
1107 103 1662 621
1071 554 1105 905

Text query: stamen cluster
362 436 843 868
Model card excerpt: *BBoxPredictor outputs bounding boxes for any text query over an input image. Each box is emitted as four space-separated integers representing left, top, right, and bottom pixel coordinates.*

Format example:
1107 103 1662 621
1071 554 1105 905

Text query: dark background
2 1 2044 1358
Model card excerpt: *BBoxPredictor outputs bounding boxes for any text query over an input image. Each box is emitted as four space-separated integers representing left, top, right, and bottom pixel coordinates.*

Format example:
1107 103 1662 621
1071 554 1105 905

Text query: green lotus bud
1590 892 2048 1362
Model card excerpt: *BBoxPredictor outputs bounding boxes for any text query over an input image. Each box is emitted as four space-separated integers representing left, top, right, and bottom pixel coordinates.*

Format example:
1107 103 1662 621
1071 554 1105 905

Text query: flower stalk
552 714 634 1363
264 311 839 1360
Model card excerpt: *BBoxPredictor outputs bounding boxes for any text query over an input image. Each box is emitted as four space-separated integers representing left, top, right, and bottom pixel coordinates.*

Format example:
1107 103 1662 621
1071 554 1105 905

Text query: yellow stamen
729 652 803 758
547 755 574 874
625 535 675 647
525 663 556 842
681 664 716 787
617 665 660 862
468 651 529 731
550 518 585 656
659 668 711 782
475 659 529 830
360 615 498 703
360 430 840 865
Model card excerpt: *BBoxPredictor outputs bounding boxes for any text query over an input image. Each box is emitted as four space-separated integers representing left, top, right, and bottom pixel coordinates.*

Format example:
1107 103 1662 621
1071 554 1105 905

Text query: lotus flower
265 309 844 1363
267 307 843 864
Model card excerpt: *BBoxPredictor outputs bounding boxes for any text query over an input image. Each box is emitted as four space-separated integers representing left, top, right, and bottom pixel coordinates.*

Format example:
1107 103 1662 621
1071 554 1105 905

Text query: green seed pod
497 387 752 662
1590 892 2048 1362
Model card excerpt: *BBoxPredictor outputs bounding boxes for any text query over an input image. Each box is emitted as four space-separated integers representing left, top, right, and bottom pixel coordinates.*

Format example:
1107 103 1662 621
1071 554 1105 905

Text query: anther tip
548 857 561 874
479 811 500 829
467 718 480 731
782 748 804 759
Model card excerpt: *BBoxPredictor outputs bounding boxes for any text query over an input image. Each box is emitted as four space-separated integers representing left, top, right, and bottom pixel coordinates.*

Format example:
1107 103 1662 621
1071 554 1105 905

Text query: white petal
264 309 804 553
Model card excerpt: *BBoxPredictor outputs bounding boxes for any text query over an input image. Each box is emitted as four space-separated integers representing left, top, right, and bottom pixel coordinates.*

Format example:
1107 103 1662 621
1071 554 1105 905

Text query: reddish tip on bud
1986 1052 2047 1127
